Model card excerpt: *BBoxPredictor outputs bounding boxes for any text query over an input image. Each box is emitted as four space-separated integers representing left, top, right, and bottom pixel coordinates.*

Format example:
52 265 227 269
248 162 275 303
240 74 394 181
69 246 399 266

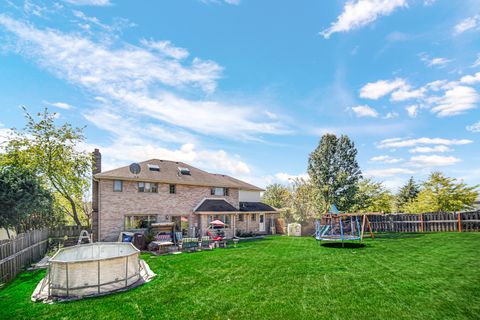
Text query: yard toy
315 204 375 246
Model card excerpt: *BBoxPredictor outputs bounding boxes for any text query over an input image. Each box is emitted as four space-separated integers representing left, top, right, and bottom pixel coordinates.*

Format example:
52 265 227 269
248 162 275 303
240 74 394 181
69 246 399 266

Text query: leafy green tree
403 172 479 213
308 134 361 213
396 177 419 212
352 178 394 213
1 107 92 226
262 183 290 209
288 178 318 223
0 167 55 237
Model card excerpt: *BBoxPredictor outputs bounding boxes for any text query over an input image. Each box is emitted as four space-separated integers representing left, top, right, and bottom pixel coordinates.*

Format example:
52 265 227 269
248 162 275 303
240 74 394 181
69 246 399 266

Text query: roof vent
178 167 191 175
148 164 160 172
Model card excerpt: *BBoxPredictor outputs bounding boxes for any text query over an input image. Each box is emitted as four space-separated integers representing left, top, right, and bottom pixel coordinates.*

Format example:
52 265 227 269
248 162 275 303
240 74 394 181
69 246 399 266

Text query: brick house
91 149 278 241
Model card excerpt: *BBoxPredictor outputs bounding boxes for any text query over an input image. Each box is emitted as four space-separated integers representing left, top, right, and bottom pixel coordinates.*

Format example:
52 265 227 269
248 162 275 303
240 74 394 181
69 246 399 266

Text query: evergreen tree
396 177 420 212
0 167 55 237
308 134 361 213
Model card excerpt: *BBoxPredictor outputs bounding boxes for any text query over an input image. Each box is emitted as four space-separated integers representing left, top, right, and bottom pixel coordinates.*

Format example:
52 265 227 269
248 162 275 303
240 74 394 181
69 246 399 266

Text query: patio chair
200 236 213 250
174 232 183 245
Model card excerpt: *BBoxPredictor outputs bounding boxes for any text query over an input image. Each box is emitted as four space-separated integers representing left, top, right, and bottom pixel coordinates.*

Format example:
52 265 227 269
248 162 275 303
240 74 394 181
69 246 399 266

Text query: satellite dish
129 163 141 175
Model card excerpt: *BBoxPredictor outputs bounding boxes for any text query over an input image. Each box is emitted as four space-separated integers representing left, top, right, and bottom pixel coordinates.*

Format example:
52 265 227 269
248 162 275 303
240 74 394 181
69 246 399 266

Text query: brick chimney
92 149 101 241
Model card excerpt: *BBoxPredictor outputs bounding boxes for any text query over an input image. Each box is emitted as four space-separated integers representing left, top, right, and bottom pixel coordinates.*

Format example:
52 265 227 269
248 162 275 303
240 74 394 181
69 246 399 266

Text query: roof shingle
239 202 277 212
94 159 263 191
195 199 238 212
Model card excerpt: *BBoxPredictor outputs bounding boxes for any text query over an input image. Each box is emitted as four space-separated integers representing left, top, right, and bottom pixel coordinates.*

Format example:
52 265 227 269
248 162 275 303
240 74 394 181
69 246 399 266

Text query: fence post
457 211 462 232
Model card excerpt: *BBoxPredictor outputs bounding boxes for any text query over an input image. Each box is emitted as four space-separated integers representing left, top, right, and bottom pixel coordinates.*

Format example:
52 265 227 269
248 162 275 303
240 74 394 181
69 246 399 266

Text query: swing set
315 204 377 245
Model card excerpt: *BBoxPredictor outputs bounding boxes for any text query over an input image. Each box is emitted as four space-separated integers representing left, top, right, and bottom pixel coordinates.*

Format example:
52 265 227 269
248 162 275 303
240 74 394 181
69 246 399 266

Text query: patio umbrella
210 220 225 226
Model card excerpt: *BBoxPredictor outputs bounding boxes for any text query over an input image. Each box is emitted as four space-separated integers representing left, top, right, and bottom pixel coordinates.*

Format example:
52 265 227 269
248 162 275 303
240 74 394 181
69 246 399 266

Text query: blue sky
0 0 479 191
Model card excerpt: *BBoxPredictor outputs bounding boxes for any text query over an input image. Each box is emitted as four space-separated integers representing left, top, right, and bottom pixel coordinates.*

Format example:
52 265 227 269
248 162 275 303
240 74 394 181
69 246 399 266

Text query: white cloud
99 142 251 175
405 105 418 118
320 0 407 39
0 126 14 151
79 108 252 176
409 155 461 167
425 80 449 91
466 121 480 133
0 14 287 140
420 54 451 68
460 72 480 85
360 78 406 100
409 145 452 153
140 39 189 60
473 54 480 68
378 137 473 149
364 167 414 177
273 172 309 183
370 155 403 164
43 101 74 110
454 15 480 34
391 86 425 101
384 111 399 119
64 0 111 6
430 85 479 117
351 105 379 117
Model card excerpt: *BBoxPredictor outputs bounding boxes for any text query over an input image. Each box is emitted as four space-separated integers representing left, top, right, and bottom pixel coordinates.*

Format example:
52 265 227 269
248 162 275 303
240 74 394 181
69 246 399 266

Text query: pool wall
48 242 140 298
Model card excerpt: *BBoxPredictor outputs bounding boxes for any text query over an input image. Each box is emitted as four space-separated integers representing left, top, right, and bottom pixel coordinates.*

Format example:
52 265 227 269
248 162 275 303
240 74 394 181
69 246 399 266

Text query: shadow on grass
321 242 366 249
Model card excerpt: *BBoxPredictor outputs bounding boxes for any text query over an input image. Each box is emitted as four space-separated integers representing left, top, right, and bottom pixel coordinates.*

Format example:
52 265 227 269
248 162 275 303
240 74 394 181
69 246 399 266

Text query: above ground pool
32 242 155 302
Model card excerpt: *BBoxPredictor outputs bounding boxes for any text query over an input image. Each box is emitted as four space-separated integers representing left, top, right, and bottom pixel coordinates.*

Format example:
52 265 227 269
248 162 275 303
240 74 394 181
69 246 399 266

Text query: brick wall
98 179 239 241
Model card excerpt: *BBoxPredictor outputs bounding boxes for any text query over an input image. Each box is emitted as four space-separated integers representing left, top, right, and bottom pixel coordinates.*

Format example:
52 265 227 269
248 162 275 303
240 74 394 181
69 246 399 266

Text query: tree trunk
68 197 82 226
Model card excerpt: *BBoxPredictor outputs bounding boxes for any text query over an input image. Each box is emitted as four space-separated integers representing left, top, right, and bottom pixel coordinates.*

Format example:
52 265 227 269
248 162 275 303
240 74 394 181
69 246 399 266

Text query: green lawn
0 233 479 320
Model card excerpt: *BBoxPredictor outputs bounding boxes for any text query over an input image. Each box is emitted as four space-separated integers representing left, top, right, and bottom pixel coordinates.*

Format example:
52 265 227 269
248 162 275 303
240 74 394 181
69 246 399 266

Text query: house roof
239 202 277 212
194 199 238 212
94 159 263 191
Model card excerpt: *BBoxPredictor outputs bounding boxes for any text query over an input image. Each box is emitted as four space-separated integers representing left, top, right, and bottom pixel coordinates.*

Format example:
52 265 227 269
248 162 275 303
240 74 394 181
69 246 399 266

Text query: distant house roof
94 159 263 191
239 202 277 212
194 199 238 212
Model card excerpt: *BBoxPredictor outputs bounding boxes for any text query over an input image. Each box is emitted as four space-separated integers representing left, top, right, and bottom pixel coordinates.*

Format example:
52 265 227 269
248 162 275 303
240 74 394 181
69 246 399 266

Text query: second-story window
113 180 123 192
169 184 176 194
138 182 158 193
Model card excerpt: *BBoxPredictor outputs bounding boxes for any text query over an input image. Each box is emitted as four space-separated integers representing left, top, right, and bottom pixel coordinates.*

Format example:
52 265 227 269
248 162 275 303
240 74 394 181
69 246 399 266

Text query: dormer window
148 164 160 172
178 167 190 175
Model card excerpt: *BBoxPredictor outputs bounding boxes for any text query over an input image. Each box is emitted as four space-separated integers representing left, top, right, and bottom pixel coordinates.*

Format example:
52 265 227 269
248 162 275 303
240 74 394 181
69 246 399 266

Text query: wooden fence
368 211 480 233
0 229 49 284
0 226 90 285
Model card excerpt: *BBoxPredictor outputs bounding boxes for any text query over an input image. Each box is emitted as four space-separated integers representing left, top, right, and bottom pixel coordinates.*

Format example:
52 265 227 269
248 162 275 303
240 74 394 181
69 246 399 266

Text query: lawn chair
182 237 200 252
200 236 213 250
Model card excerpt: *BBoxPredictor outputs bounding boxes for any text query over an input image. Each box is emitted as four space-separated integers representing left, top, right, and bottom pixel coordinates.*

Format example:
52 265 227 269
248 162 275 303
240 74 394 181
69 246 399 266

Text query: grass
0 233 479 320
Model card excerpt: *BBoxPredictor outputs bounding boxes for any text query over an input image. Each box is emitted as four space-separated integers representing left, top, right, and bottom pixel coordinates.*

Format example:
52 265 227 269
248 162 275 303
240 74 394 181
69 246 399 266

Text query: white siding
239 190 261 202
